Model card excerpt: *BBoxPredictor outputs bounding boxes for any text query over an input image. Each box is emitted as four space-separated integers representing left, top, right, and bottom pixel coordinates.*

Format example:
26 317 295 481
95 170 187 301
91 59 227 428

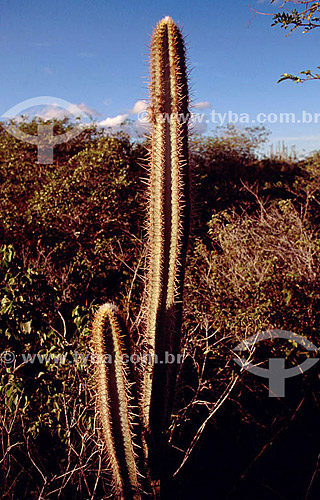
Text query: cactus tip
159 15 174 24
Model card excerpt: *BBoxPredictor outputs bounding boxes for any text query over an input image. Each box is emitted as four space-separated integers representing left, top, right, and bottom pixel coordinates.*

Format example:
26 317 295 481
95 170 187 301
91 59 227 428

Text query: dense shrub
0 118 319 498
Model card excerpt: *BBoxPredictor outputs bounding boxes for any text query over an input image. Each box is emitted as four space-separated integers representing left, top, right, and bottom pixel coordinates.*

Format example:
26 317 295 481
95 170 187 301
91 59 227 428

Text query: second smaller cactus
92 304 145 500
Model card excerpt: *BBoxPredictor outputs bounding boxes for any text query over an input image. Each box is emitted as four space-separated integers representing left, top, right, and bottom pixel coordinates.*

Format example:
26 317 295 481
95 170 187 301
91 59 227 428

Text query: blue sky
1 0 320 155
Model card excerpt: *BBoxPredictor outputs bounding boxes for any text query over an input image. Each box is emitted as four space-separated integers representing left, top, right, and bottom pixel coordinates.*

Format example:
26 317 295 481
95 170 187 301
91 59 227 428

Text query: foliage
271 0 320 33
0 118 146 498
0 111 319 498
0 244 109 498
266 1 320 82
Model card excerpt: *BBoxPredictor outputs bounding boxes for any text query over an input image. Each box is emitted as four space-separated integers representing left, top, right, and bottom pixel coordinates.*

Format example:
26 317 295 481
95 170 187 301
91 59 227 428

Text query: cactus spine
91 16 190 498
143 15 190 440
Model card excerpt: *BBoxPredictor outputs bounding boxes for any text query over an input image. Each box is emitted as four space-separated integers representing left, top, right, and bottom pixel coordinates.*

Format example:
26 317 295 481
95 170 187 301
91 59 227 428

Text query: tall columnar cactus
143 14 190 447
91 16 190 498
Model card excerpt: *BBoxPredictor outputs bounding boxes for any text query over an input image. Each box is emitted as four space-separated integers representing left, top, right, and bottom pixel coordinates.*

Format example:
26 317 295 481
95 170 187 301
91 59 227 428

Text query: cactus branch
92 303 143 500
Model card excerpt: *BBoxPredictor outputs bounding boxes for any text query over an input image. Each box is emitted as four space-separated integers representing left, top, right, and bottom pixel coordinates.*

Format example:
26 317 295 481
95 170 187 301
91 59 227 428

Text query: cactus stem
92 303 143 500
143 16 190 443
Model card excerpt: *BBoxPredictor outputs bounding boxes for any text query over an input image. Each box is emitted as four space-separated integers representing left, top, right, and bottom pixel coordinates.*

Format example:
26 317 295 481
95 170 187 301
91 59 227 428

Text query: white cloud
135 118 151 133
130 100 148 114
35 105 70 120
189 115 208 135
98 100 148 131
99 113 129 127
69 102 100 117
193 101 212 110
33 102 98 120
99 100 149 129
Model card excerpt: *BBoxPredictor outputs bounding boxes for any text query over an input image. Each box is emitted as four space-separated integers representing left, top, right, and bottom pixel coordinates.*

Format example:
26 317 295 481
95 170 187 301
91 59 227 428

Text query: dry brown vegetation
0 120 319 499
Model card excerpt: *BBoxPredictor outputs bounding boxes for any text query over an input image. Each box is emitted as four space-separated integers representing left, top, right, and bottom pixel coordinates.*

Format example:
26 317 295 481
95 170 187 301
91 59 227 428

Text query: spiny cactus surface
91 15 190 498
143 15 190 441
92 304 143 500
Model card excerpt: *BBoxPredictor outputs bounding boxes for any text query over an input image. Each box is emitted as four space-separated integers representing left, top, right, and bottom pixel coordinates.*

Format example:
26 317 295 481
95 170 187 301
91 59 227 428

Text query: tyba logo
233 330 319 397
1 97 90 164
